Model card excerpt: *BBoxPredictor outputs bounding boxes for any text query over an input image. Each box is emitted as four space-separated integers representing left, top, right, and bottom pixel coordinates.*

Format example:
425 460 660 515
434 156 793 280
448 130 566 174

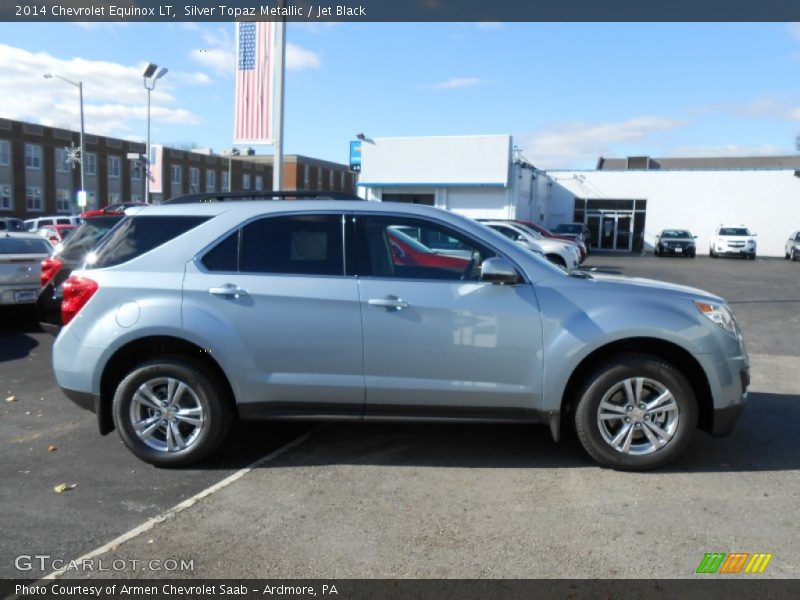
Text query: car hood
716 235 754 242
580 271 723 303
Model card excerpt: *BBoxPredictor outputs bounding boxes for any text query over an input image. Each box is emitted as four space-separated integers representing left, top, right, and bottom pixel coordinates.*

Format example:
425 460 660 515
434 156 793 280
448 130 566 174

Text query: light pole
44 73 85 213
224 147 243 192
142 63 168 203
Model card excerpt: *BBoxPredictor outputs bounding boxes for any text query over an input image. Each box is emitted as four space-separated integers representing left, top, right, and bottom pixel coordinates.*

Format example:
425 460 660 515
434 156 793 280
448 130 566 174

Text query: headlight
747 240 755 247
795 244 800 250
694 301 737 335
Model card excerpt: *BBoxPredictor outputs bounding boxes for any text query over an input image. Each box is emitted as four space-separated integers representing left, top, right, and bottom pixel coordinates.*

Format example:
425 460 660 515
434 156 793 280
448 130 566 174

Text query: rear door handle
368 296 409 311
208 284 248 299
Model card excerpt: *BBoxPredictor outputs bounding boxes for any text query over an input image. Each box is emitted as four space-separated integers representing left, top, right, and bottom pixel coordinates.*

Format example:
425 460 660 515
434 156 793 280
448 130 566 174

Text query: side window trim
351 212 527 284
197 211 349 278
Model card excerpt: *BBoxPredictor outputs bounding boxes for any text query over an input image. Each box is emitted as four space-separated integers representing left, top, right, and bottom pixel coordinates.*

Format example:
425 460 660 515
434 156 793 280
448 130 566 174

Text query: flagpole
272 16 286 191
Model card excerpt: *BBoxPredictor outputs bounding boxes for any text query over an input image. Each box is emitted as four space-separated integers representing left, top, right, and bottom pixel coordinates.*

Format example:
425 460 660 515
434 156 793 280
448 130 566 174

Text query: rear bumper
0 285 39 305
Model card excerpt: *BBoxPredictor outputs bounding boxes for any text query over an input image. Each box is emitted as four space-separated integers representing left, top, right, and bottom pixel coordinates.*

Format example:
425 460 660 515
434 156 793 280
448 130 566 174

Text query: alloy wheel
128 377 205 453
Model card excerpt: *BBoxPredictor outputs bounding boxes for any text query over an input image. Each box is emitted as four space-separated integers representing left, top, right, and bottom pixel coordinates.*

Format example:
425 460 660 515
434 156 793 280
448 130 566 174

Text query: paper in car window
291 231 327 261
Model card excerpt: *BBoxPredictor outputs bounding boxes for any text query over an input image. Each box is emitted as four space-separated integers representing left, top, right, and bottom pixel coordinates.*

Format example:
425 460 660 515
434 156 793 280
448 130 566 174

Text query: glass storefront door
588 211 634 251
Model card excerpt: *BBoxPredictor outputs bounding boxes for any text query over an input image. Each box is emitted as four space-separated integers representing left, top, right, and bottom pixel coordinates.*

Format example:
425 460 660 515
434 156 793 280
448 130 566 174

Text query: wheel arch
559 337 713 436
97 335 237 435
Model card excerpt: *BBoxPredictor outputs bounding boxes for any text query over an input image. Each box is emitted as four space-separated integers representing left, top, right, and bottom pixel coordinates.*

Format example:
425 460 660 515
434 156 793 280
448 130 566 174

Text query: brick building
0 117 357 219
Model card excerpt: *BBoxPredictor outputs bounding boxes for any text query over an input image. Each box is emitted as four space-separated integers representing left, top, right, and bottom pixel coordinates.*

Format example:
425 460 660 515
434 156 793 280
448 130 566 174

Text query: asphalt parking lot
1 254 798 580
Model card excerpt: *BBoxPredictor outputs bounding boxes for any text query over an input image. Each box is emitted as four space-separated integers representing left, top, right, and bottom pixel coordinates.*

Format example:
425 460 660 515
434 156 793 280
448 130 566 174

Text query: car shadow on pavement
209 391 799 474
0 306 40 362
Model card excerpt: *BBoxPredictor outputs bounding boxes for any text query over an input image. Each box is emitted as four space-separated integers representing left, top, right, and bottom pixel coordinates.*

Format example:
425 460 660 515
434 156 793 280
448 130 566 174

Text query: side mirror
480 257 522 285
693 235 698 239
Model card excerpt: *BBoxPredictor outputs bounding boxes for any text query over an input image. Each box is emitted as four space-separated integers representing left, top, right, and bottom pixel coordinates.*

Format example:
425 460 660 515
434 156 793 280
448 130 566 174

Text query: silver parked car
785 231 800 261
0 232 53 305
481 220 580 270
51 201 749 470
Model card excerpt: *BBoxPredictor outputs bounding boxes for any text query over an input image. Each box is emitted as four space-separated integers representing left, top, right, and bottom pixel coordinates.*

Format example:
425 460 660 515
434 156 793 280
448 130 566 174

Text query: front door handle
368 296 409 311
208 284 248 299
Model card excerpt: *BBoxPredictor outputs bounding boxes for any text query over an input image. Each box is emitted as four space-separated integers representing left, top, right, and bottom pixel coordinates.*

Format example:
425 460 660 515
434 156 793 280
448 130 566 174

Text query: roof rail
162 190 362 204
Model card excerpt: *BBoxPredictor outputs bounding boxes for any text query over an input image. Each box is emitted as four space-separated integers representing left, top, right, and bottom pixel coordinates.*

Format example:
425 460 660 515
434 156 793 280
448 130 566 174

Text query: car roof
2 231 52 241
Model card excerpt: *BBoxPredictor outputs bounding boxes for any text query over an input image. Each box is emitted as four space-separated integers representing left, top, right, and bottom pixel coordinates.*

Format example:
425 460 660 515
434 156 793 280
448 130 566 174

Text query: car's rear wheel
112 356 232 467
792 248 798 262
573 354 698 471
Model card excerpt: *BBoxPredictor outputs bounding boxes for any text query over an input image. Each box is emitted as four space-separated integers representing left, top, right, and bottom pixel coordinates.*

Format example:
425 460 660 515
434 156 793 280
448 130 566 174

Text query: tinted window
719 228 750 236
89 216 209 269
0 237 52 254
356 216 493 281
661 230 692 239
240 214 343 276
202 231 239 272
795 233 800 242
490 225 523 242
59 215 124 262
554 224 582 234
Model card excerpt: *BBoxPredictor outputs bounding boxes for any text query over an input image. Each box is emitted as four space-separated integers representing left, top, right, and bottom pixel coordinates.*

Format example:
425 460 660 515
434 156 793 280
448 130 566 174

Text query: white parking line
42 428 320 580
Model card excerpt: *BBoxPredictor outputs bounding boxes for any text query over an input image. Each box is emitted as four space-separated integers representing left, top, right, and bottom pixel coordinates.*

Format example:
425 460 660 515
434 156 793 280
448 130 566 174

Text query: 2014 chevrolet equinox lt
52 201 749 470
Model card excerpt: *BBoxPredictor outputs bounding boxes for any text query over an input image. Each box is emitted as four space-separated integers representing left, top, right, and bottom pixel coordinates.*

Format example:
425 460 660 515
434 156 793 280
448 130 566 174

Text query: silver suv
52 201 749 470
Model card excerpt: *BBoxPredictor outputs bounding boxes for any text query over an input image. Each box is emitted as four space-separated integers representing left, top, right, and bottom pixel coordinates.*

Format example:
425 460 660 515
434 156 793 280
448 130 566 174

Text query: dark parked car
655 229 697 258
553 222 592 246
0 217 26 232
37 212 126 334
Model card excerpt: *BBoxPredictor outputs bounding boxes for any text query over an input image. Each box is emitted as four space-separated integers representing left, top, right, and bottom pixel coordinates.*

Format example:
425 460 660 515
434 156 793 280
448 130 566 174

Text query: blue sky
2 22 800 168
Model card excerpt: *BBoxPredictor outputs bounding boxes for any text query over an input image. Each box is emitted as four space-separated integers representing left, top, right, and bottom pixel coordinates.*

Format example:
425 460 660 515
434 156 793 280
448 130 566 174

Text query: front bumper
715 246 755 256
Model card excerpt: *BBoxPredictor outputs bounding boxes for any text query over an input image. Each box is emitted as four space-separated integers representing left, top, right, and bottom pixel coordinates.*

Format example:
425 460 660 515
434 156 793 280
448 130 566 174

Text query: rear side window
59 216 124 262
201 214 344 276
0 237 52 254
89 216 209 269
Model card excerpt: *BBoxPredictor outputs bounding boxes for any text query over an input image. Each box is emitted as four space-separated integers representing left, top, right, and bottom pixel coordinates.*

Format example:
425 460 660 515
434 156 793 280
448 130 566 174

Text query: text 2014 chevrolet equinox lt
52 201 749 470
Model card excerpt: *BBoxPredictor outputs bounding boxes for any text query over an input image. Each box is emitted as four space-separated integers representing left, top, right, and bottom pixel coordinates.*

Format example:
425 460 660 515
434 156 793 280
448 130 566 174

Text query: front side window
26 186 43 211
489 224 524 242
25 144 42 169
355 216 494 281
108 156 121 178
202 214 344 277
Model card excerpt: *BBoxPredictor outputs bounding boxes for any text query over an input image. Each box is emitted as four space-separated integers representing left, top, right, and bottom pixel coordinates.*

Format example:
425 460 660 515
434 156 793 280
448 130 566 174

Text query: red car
387 228 470 272
80 202 147 219
37 224 76 245
515 220 588 262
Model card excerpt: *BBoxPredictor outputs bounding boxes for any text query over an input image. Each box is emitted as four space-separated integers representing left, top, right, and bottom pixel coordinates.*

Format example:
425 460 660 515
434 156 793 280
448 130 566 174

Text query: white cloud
519 116 686 168
0 43 203 139
189 26 321 75
422 77 484 90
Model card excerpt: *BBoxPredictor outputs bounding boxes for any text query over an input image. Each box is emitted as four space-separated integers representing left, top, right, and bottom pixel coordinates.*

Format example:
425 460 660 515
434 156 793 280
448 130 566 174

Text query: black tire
688 250 696 258
654 246 660 256
573 353 698 471
748 253 756 260
112 356 232 467
709 248 716 258
792 249 798 262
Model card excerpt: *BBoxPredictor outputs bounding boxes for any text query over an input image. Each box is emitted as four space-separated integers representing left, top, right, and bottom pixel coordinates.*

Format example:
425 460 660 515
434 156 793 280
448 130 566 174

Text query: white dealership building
357 135 800 257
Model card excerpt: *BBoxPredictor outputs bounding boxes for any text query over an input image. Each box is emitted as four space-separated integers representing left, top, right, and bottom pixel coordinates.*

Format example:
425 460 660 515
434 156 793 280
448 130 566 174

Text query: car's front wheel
792 248 799 262
112 357 232 467
573 354 698 471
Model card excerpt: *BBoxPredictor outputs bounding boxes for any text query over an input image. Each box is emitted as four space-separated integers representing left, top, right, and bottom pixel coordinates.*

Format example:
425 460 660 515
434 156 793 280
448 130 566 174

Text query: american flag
234 21 274 144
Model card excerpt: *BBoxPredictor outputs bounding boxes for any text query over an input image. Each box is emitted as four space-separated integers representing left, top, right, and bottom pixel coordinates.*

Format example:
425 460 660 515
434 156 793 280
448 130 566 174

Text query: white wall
545 169 800 257
359 135 511 186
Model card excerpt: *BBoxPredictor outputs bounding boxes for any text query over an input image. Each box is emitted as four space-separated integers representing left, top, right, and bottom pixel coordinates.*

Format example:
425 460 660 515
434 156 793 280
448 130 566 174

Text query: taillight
41 257 63 287
61 276 98 325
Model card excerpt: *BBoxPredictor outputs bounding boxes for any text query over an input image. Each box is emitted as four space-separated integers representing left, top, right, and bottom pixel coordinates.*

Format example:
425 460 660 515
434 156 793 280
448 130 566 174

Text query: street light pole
44 73 85 214
142 63 168 204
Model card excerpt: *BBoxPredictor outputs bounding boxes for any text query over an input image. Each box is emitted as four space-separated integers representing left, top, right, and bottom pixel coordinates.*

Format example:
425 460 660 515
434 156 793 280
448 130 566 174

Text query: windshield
719 228 750 236
661 230 693 239
0 237 52 255
511 223 543 240
59 215 124 262
553 223 582 234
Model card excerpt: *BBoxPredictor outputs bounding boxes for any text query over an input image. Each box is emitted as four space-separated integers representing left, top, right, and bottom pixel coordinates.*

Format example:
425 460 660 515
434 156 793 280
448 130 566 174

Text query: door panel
354 214 544 414
182 213 364 413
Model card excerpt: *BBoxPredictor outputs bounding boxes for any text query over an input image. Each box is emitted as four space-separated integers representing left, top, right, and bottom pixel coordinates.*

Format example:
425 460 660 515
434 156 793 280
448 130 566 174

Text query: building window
206 170 216 192
131 163 142 180
340 171 346 190
190 167 199 189
85 152 97 176
26 186 43 211
316 167 322 190
255 175 263 191
0 140 10 167
221 171 229 192
55 148 70 173
108 192 120 205
171 165 182 184
131 193 143 202
303 165 310 189
242 173 251 190
0 185 11 210
25 144 42 169
56 189 71 213
87 191 96 210
329 170 334 190
108 156 121 178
